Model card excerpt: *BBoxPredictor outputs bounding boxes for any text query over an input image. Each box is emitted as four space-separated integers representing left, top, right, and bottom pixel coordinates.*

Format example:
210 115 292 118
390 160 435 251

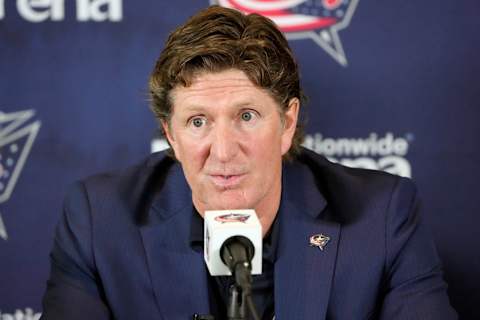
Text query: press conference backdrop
0 0 479 319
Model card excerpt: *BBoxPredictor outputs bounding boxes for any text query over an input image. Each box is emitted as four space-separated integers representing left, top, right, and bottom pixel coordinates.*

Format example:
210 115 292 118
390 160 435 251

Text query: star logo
211 0 360 66
0 109 41 240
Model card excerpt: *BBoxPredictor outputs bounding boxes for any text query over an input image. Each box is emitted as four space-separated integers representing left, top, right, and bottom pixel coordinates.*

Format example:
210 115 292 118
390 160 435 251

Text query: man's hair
149 5 305 158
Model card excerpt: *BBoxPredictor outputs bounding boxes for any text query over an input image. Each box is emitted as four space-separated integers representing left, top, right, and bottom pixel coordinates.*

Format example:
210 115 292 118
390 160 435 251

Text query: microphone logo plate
214 213 250 224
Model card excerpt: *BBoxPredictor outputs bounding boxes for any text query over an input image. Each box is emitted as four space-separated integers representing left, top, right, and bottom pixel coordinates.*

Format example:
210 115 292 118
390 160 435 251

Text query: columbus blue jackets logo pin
211 0 360 66
214 213 250 223
0 110 41 240
309 233 330 250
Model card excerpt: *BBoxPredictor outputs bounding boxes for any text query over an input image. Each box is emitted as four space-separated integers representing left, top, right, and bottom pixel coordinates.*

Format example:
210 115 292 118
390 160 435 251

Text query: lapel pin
309 234 330 251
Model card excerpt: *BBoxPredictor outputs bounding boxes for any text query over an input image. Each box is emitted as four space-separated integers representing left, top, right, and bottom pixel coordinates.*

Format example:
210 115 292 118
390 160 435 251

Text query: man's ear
161 120 181 160
281 98 300 156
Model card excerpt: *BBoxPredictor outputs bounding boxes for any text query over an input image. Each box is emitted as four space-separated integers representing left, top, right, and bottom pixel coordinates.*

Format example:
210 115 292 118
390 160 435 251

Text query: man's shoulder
297 147 412 189
83 151 172 187
66 151 182 209
292 148 417 218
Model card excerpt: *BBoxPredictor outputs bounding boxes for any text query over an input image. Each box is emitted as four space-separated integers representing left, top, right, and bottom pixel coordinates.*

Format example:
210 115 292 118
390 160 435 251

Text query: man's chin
207 192 253 211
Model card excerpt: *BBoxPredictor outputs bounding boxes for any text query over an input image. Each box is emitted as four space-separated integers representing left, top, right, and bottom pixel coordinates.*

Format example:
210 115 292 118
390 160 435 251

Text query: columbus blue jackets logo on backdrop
0 110 41 240
210 0 360 66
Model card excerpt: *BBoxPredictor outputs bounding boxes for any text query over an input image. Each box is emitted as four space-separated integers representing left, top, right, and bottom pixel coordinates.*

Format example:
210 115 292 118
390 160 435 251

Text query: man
41 6 457 320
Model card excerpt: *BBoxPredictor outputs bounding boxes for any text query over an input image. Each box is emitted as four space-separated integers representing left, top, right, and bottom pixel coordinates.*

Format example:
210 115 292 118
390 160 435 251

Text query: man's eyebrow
234 101 257 108
182 105 206 112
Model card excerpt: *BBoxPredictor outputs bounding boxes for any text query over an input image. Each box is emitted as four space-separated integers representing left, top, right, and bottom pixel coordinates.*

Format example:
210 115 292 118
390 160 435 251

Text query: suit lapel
138 153 340 319
275 162 340 319
139 163 210 319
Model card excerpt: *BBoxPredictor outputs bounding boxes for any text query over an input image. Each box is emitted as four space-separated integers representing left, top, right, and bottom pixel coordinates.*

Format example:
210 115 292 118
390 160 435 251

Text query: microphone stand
221 237 261 320
227 282 247 319
227 261 260 320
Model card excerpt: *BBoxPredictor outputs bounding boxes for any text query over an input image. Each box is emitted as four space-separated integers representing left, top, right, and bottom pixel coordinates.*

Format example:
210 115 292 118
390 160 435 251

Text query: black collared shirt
190 209 279 320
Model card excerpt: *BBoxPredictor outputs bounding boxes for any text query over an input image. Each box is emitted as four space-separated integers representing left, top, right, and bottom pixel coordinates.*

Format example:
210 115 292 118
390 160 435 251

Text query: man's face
163 69 298 218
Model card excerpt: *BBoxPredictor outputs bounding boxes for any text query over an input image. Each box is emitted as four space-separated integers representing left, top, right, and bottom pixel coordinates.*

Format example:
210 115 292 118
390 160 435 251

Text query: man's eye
241 111 254 121
191 117 206 128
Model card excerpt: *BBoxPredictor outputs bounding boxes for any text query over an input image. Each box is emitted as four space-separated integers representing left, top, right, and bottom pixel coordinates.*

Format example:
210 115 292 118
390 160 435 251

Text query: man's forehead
169 70 269 106
175 69 255 92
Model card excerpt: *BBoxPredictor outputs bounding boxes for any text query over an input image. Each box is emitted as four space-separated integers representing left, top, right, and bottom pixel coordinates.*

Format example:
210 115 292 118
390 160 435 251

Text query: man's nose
210 122 239 162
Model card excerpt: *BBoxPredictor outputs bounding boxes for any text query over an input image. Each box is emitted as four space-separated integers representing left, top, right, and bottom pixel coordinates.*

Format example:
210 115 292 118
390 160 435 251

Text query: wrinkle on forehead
191 73 252 87
174 80 254 97
170 69 264 107
187 69 253 87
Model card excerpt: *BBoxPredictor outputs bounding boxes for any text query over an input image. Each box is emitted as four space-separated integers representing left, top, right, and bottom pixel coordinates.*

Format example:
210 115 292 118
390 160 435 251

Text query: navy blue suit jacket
41 149 457 319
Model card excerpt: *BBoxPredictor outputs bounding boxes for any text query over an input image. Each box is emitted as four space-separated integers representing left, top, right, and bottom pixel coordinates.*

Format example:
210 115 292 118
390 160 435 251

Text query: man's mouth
209 174 245 188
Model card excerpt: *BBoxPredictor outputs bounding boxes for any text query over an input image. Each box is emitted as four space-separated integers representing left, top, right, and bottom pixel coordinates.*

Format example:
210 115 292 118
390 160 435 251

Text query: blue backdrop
1 1 479 319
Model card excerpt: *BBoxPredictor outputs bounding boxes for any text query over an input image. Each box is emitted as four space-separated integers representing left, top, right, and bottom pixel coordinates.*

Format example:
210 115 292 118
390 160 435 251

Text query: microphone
204 209 262 276
204 209 262 320
221 236 255 290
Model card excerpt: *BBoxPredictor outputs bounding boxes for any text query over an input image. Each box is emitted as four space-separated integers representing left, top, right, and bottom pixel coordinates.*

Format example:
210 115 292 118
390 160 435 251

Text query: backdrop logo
210 0 360 66
0 110 41 240
0 0 123 22
303 132 413 178
0 308 41 320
